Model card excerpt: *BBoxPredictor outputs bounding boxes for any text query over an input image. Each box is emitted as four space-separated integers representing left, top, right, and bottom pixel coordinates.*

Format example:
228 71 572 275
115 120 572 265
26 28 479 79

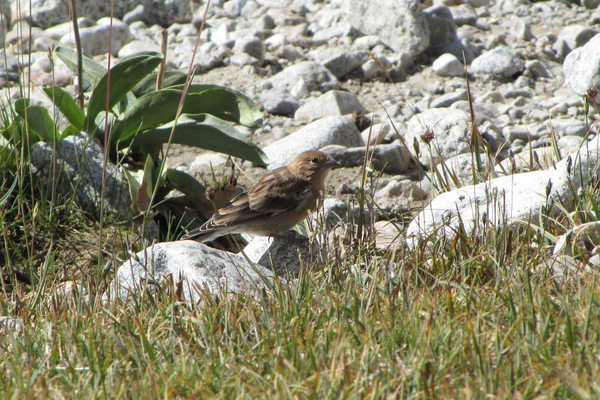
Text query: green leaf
166 168 206 198
112 89 183 143
14 98 58 142
182 84 263 128
55 46 106 91
60 124 80 139
112 85 263 143
86 52 163 127
132 71 187 97
42 86 86 130
130 113 269 166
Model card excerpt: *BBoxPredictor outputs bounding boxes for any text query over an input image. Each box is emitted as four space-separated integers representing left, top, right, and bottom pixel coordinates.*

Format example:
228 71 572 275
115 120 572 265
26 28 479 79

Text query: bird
181 150 341 243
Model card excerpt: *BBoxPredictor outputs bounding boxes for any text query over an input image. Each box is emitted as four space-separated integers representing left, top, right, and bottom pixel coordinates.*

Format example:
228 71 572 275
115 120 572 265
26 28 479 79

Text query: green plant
8 46 268 234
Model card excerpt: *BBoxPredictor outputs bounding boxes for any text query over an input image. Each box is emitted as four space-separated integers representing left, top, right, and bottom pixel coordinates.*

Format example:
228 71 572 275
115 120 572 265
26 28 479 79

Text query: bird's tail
180 227 222 243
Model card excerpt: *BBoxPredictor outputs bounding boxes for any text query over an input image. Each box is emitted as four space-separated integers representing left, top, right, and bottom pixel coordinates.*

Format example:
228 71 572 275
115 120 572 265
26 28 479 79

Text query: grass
1 5 600 400
1 183 600 398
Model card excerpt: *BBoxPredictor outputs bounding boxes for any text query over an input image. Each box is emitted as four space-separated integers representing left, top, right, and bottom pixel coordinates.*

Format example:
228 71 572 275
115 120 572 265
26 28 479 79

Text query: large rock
405 135 600 249
59 18 131 57
423 5 457 55
110 241 276 303
340 0 429 63
30 133 132 221
264 61 339 97
263 117 364 169
470 46 524 79
17 0 192 30
563 33 600 96
404 108 472 166
294 90 366 120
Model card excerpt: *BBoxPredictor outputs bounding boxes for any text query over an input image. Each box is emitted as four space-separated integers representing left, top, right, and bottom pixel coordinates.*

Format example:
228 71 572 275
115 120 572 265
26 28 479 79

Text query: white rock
265 61 339 96
263 116 364 169
432 53 464 77
339 0 429 63
294 90 366 120
470 46 524 78
406 135 600 249
60 18 131 57
110 241 276 303
405 108 472 166
563 34 600 96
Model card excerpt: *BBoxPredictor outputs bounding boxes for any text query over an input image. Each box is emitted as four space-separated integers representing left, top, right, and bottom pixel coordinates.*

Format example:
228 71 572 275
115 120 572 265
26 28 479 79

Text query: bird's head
288 150 341 181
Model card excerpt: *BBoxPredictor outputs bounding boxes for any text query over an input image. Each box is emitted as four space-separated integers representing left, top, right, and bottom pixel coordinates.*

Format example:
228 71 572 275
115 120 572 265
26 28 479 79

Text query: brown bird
181 150 341 243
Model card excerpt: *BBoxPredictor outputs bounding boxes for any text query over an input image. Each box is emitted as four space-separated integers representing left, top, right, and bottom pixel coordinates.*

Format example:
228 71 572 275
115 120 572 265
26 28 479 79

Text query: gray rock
276 45 304 61
263 116 364 169
0 317 23 333
405 108 472 166
260 89 301 116
524 60 551 80
321 49 368 79
432 53 464 77
558 25 598 52
451 101 498 125
406 135 600 249
450 4 478 26
470 46 524 79
60 18 131 57
563 34 600 96
558 135 586 154
374 179 429 202
110 241 276 303
545 119 590 137
361 123 391 145
30 133 132 220
123 4 145 24
441 37 477 64
430 89 468 108
554 222 600 263
21 0 192 30
118 40 161 58
423 5 458 54
294 90 366 120
233 35 265 65
339 0 430 63
243 231 321 276
502 124 544 142
265 61 339 96
321 140 415 174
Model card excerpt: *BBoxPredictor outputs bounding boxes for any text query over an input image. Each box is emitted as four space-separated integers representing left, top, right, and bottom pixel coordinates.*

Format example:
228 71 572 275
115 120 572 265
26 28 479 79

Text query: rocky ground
4 0 600 291
9 0 600 218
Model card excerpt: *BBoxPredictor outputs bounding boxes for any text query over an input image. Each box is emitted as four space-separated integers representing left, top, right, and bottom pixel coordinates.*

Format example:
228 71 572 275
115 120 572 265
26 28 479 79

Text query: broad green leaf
166 168 206 198
132 71 187 97
55 46 106 91
181 84 263 128
130 113 269 166
42 86 86 130
113 85 263 143
15 98 57 142
112 89 184 143
60 124 80 139
86 52 163 126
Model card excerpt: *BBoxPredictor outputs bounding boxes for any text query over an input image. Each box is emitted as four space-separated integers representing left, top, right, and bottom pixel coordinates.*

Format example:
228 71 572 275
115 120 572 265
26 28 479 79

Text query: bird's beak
325 155 341 169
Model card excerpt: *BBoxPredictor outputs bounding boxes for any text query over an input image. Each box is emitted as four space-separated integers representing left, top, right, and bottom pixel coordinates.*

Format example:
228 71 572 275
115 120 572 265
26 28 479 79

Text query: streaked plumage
181 150 341 242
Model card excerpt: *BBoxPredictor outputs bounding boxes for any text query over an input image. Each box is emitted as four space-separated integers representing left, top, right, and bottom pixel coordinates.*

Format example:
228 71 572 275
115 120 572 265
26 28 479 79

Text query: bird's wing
247 168 312 213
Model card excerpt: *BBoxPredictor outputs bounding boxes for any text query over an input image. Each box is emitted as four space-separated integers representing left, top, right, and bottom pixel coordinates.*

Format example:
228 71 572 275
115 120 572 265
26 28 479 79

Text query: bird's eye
311 157 319 164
